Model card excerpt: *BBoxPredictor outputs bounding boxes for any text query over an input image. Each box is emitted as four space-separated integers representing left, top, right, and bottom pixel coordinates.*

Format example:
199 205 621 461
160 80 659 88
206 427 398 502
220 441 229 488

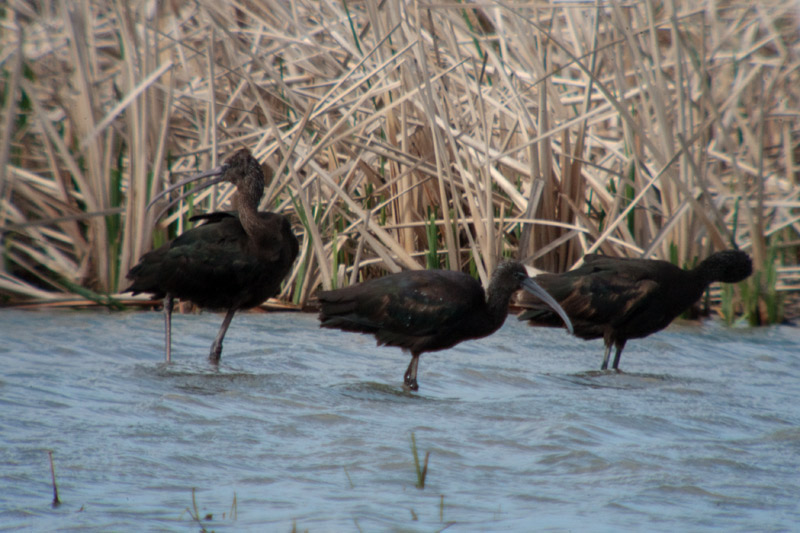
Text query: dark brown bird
126 149 299 363
517 250 753 370
318 261 573 391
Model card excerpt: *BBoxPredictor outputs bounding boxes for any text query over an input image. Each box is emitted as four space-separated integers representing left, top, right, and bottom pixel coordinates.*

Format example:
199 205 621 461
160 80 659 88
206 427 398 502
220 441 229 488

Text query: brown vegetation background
1 1 798 318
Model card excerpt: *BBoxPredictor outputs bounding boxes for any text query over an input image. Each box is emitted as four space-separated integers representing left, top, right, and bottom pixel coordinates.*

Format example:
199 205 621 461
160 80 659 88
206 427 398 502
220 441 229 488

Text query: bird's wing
382 271 482 335
155 222 261 286
169 218 245 250
519 258 662 327
570 274 660 326
319 271 481 338
250 213 296 263
125 224 248 297
581 254 676 280
126 212 296 307
173 214 290 263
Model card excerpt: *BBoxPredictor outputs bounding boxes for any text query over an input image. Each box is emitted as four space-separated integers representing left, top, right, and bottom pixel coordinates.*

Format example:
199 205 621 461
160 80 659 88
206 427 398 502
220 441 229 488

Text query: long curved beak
520 277 574 334
146 164 229 218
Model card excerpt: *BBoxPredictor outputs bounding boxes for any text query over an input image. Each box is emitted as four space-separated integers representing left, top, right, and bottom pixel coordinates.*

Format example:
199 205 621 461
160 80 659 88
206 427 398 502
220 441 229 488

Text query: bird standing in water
517 250 753 370
318 261 573 391
126 149 299 363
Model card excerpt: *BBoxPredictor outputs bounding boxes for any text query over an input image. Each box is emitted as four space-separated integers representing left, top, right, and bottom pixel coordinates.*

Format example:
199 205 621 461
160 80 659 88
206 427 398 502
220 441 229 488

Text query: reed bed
1 1 798 321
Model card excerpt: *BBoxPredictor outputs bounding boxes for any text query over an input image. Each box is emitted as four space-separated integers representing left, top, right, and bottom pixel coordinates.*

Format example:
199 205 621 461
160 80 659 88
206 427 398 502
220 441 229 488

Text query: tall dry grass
1 1 798 316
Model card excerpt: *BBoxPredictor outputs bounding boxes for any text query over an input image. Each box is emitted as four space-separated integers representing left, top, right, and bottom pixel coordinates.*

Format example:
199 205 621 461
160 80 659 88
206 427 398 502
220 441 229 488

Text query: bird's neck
484 285 514 329
236 195 260 236
232 171 265 237
665 269 708 313
692 258 725 285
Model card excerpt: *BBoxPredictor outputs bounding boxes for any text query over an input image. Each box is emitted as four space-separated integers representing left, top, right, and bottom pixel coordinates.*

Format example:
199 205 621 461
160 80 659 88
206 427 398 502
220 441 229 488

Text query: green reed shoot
343 466 355 489
721 282 736 326
182 488 238 530
229 492 238 521
48 450 60 507
426 207 440 270
331 229 340 290
290 520 309 533
739 239 784 326
184 488 212 528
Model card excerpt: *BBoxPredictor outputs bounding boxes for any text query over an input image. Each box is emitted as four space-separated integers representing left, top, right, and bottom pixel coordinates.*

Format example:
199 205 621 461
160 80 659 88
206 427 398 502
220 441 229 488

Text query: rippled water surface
1 308 799 531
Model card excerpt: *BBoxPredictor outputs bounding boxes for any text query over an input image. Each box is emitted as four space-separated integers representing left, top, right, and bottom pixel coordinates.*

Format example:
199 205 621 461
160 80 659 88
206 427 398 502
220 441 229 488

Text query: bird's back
519 254 702 342
319 269 489 355
126 212 298 311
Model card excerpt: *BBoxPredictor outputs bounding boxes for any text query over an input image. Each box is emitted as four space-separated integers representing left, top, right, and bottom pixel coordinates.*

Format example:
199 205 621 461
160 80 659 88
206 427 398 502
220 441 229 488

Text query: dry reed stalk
0 1 797 314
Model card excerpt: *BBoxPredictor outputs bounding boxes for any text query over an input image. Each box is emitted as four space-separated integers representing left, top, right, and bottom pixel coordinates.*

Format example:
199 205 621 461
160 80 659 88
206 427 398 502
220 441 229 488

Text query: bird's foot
209 344 222 364
402 378 419 392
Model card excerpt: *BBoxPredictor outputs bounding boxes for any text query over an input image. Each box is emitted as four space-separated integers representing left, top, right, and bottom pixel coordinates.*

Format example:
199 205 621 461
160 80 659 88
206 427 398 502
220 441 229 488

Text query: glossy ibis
126 149 299 363
318 261 573 391
517 250 753 370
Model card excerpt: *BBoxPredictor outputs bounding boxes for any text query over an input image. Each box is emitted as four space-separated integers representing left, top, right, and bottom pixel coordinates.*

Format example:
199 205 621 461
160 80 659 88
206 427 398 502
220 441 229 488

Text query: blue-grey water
1 308 798 532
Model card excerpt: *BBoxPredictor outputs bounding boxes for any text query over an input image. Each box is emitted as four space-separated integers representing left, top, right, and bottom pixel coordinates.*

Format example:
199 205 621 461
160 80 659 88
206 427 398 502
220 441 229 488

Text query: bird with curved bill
517 250 753 371
318 261 573 391
126 149 299 363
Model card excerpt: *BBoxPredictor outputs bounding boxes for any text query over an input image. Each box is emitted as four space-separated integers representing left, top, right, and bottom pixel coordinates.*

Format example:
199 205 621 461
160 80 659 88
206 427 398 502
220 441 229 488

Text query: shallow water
1 308 799 531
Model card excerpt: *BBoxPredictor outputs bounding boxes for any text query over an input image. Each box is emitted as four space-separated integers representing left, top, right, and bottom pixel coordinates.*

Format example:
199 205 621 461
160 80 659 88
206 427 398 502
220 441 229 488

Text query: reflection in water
337 381 427 401
546 370 683 390
0 309 798 532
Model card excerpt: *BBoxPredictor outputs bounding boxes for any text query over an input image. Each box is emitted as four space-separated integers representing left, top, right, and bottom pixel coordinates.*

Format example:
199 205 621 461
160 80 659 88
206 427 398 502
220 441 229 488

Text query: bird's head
147 148 265 216
697 250 753 284
221 149 265 207
494 261 574 334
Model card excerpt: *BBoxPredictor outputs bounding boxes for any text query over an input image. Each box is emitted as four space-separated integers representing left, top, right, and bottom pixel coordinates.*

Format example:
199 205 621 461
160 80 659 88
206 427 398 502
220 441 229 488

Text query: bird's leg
611 341 625 372
403 354 420 391
600 342 612 370
164 295 174 363
209 308 236 364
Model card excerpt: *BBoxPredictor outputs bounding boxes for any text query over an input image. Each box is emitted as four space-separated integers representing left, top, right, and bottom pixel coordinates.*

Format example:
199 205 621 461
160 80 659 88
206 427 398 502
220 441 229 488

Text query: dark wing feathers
126 212 297 310
518 257 665 338
519 254 739 354
318 270 484 352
